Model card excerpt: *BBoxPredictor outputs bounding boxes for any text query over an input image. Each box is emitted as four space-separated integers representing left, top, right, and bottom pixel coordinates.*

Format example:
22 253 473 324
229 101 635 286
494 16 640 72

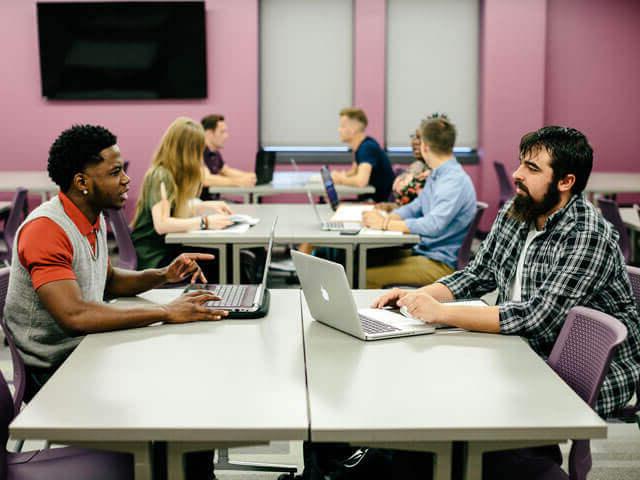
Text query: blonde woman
131 117 233 271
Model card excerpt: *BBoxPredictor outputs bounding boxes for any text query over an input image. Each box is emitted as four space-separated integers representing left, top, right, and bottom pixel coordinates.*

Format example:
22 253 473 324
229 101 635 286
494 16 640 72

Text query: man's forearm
64 301 169 333
439 305 501 333
203 173 235 187
418 282 455 302
106 267 167 297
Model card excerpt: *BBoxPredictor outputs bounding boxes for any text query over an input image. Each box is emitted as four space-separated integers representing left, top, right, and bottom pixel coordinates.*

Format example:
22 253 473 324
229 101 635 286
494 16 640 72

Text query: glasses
410 133 421 140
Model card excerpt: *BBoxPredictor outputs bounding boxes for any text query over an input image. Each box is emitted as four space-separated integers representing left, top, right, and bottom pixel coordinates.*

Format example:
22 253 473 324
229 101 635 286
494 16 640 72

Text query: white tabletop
10 289 309 443
303 290 606 444
166 204 419 246
620 207 640 231
0 171 58 194
585 172 640 194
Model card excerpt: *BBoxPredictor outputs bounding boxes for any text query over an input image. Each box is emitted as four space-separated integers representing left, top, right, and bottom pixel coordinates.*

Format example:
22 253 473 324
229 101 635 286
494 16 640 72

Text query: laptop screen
320 165 340 211
259 217 277 288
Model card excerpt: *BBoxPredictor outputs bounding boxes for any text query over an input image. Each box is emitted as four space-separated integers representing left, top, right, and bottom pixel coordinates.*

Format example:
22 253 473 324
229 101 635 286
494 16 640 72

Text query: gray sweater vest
4 196 108 369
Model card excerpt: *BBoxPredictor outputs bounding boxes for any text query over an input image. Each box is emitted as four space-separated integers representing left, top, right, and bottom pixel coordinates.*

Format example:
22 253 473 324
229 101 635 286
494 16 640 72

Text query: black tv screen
37 1 207 100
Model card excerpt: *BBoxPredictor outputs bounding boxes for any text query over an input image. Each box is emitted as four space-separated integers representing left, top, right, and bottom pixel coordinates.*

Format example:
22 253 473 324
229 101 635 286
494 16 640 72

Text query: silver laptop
185 218 276 316
292 250 435 340
289 159 360 232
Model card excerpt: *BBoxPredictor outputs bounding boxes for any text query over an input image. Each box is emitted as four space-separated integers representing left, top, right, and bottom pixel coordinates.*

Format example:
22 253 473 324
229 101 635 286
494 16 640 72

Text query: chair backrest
626 265 640 308
457 202 488 269
0 369 14 475
597 197 631 262
493 162 514 207
104 209 137 270
548 306 627 408
0 268 26 414
3 188 28 255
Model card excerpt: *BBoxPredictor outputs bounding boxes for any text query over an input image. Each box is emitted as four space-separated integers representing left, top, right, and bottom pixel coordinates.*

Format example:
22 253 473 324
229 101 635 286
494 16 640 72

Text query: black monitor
320 165 340 211
37 2 207 100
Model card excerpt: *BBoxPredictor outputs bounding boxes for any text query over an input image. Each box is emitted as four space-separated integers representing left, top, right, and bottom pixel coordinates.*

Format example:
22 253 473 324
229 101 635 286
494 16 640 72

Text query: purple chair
0 188 28 266
103 209 137 270
547 306 628 480
457 202 488 269
618 266 640 422
0 369 134 480
0 268 134 479
597 197 631 263
0 268 26 418
493 161 514 208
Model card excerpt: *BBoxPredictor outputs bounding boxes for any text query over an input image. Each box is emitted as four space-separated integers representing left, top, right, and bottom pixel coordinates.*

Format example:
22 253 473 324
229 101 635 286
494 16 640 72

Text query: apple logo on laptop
320 286 330 302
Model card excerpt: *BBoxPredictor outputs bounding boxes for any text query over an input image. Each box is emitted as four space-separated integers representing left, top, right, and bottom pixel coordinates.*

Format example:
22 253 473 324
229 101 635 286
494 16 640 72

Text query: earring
82 190 88 196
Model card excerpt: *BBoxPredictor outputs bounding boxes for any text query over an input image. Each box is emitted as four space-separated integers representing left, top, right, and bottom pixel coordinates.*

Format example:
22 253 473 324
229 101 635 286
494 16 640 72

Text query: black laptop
184 218 276 318
255 149 276 185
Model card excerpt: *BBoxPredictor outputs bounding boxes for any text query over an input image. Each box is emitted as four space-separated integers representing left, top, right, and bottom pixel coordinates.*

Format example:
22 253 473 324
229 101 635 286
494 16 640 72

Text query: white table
165 204 419 287
302 290 607 480
585 172 640 196
0 201 10 215
208 171 375 203
620 207 640 262
10 289 309 480
0 171 58 201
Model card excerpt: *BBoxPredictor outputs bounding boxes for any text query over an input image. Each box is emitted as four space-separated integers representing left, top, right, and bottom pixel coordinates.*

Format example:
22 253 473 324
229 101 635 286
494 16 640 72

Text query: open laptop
255 149 276 185
292 250 435 340
289 159 360 233
184 218 276 319
305 188 361 233
320 165 341 211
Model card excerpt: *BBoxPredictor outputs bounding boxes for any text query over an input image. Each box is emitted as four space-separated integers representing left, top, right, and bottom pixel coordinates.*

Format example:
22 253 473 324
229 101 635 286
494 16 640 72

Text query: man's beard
507 180 560 224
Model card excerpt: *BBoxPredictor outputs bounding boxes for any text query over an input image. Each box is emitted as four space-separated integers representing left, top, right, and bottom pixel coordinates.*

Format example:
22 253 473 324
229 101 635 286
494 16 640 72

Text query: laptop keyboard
206 285 249 307
359 314 401 334
323 221 345 229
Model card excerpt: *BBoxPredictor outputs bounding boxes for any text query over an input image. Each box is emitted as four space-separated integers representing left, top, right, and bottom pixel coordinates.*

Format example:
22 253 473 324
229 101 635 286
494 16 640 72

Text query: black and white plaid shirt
439 193 640 417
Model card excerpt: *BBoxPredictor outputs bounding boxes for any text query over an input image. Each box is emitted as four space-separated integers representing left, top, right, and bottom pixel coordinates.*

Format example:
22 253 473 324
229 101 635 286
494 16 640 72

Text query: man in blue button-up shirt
363 114 477 288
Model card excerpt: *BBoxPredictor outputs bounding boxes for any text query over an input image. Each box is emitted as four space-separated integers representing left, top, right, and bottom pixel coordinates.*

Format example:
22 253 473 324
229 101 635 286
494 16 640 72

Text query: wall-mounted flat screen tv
37 1 207 100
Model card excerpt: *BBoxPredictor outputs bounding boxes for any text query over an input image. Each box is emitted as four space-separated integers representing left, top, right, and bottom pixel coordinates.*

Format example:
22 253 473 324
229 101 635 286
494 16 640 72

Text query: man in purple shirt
200 114 256 200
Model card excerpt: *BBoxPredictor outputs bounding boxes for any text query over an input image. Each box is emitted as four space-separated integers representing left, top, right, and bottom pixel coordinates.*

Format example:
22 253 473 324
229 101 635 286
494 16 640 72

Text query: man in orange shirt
4 124 224 479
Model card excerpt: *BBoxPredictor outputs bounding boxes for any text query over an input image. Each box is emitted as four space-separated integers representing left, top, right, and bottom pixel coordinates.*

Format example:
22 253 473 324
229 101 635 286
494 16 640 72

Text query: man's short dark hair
519 126 593 194
48 125 117 192
420 113 456 155
201 114 225 132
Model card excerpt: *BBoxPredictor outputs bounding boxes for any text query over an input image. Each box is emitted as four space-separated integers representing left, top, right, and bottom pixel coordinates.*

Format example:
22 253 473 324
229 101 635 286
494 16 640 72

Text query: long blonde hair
134 117 204 223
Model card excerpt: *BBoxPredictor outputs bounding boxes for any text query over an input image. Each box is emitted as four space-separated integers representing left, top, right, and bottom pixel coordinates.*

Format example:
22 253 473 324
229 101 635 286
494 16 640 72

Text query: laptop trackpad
358 308 431 329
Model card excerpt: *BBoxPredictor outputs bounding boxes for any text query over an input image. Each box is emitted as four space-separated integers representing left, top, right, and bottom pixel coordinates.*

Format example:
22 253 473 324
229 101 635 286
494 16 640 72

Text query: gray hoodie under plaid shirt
439 193 640 417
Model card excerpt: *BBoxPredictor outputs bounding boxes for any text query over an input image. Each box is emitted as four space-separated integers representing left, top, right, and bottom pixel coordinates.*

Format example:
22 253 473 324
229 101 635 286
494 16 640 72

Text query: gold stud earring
83 190 88 195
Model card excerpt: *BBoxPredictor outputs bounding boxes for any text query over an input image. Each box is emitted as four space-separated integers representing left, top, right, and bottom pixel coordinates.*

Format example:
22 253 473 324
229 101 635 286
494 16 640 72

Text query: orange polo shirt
18 192 107 291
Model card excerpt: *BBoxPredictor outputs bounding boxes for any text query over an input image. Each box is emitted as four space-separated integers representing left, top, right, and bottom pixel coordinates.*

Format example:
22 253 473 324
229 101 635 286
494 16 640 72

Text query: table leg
232 244 242 284
358 245 369 289
344 245 354 288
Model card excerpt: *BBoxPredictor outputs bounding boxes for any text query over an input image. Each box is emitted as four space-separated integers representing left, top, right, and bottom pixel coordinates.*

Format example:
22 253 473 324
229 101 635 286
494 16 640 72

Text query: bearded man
371 125 640 480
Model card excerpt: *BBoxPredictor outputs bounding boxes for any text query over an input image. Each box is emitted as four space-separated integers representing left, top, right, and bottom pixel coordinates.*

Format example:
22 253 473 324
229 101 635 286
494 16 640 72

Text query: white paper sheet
330 204 374 222
358 227 403 236
187 223 252 235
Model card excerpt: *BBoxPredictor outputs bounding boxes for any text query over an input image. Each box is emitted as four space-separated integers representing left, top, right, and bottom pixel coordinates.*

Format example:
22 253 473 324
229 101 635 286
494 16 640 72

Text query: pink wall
478 0 548 227
0 0 258 216
545 0 640 174
353 0 386 144
1 0 639 221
